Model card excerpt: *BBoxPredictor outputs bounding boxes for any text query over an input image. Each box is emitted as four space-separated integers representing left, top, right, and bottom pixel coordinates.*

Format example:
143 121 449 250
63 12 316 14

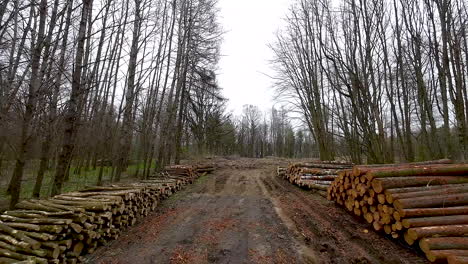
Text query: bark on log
366 165 468 181
425 249 468 263
0 234 30 249
0 257 36 264
0 246 47 264
386 184 468 203
372 176 468 193
402 215 468 229
0 215 73 225
15 200 63 212
0 240 60 259
419 237 468 253
405 225 468 245
384 184 468 195
397 206 468 218
0 222 40 250
394 193 468 211
448 255 468 264
353 159 453 175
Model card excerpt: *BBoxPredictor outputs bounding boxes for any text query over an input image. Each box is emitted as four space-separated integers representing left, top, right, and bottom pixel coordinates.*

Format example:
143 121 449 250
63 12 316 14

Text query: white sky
217 0 290 116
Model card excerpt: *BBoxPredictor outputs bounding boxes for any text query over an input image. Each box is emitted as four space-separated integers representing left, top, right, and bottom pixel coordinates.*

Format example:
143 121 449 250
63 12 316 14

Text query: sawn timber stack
0 165 212 264
327 159 468 263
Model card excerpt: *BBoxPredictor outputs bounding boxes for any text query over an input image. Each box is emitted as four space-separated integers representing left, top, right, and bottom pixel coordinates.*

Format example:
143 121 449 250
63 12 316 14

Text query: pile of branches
282 161 353 196
327 159 468 263
0 165 211 263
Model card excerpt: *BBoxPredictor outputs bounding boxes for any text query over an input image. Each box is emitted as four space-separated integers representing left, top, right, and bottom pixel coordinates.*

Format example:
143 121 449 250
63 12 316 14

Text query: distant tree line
203 105 318 159
271 0 468 164
0 0 223 207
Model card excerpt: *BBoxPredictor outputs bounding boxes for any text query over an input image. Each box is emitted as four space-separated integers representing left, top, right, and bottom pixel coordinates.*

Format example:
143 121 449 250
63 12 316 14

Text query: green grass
0 161 157 207
194 172 210 185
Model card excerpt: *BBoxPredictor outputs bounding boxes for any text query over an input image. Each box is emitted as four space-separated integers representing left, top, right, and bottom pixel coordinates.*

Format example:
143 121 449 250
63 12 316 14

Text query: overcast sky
217 0 290 116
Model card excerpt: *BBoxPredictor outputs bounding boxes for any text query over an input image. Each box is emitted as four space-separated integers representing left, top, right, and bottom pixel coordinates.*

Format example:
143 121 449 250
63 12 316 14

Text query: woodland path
86 159 428 264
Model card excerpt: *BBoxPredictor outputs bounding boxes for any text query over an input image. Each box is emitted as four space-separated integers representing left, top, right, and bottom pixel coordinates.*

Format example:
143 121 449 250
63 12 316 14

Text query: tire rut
266 171 428 264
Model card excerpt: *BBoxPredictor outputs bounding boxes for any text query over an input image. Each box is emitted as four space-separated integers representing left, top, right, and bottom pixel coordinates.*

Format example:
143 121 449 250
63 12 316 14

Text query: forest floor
85 158 429 264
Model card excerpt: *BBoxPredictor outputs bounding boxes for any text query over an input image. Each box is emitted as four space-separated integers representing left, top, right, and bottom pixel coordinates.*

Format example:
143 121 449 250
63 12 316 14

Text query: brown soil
85 158 428 264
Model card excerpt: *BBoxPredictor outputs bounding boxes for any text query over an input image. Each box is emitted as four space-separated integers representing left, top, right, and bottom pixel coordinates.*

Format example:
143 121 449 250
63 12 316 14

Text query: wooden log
300 182 330 191
397 206 468 218
366 164 468 181
72 242 84 256
2 222 64 234
0 257 36 264
405 225 468 245
385 184 468 195
0 240 60 259
22 231 56 241
0 222 40 250
0 247 47 264
5 210 75 218
299 169 340 176
425 249 468 263
299 175 337 181
48 199 111 211
42 239 73 250
0 234 30 249
34 200 85 213
419 237 468 253
402 215 468 229
386 184 468 203
394 193 468 211
372 176 468 193
447 255 468 264
353 159 453 176
15 200 63 212
289 163 351 170
0 215 73 225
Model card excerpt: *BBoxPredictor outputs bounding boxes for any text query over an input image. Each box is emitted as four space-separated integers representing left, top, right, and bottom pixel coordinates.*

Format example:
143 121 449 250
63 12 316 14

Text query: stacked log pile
276 167 286 178
193 165 215 175
283 162 353 192
0 165 210 264
327 160 468 263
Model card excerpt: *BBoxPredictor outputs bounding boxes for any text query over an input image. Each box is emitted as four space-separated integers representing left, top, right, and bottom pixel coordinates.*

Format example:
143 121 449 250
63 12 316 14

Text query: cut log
372 176 468 193
447 255 468 264
2 222 64 234
15 200 62 212
405 225 468 245
0 215 73 225
402 215 468 229
366 165 468 180
386 184 468 203
0 240 60 259
34 200 85 213
0 234 30 249
425 249 468 263
385 184 468 195
0 222 40 250
22 231 56 241
397 206 468 218
0 247 47 264
419 237 468 253
0 257 35 264
394 193 468 211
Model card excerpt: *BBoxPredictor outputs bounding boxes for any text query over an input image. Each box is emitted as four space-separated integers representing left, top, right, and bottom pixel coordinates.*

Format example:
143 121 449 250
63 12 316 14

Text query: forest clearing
2 157 468 263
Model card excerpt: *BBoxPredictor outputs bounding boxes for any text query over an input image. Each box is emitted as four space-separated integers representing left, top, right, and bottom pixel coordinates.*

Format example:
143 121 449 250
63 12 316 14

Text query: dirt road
87 159 428 264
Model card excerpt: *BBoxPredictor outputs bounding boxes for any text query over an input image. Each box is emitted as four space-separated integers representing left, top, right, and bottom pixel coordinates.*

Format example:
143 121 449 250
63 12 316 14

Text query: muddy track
86 161 428 264
259 171 428 264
